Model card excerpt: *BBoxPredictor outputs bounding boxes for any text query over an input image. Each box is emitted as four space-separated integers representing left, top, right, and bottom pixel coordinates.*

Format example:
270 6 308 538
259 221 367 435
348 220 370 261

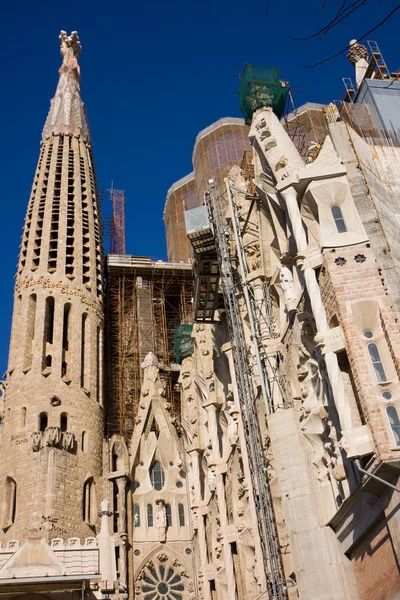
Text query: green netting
174 324 194 364
238 64 288 123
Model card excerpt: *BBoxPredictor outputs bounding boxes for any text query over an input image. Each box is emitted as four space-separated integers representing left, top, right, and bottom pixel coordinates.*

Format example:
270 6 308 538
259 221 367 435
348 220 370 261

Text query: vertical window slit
147 504 153 527
61 303 71 378
24 294 36 371
178 503 185 526
81 313 88 388
96 326 100 403
39 412 48 432
43 296 55 371
386 405 400 446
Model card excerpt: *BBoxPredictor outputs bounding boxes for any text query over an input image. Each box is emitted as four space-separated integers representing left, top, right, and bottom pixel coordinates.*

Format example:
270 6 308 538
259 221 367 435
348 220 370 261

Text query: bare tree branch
290 0 368 41
304 4 400 68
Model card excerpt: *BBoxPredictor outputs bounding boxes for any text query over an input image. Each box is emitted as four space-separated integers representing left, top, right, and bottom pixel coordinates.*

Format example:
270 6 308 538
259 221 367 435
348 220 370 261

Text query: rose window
142 565 184 599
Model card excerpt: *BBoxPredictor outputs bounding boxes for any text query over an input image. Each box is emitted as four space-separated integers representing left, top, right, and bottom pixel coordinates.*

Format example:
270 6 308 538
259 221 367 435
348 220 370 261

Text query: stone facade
1 31 400 600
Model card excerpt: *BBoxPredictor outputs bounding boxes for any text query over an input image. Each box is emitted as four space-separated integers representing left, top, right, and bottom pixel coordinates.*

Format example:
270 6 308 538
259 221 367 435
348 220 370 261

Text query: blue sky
0 0 399 372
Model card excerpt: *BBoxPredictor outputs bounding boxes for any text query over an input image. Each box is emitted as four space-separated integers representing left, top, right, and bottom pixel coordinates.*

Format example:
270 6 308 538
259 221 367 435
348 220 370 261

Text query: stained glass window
147 504 153 527
367 343 387 383
150 462 165 491
142 565 184 600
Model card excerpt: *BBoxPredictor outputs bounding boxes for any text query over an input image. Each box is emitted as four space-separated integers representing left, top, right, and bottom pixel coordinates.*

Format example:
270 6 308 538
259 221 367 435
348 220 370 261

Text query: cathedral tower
0 31 104 543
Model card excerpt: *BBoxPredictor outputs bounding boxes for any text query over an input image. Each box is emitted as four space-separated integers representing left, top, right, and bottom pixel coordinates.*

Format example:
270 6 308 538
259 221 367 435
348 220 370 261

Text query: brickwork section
320 244 400 458
350 516 400 600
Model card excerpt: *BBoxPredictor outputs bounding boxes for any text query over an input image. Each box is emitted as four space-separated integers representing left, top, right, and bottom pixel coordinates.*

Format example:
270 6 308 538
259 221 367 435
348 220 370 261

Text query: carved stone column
198 511 212 600
221 341 267 593
97 499 117 590
249 108 354 438
282 185 353 433
116 476 128 590
216 473 238 599
205 404 219 458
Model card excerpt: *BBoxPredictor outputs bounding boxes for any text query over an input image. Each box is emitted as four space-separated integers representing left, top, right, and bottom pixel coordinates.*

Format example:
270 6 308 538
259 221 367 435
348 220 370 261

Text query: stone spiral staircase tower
0 31 104 543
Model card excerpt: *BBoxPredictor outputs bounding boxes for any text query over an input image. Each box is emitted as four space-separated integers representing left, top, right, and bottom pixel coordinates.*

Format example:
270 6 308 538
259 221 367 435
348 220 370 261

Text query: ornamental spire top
42 30 91 143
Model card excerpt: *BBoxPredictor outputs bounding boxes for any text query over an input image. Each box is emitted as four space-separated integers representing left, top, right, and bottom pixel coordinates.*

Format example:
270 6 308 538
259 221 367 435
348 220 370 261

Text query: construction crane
110 188 126 255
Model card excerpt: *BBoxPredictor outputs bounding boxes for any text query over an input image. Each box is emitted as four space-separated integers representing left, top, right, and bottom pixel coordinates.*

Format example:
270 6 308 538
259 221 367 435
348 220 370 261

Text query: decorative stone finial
141 352 159 369
59 30 82 59
42 30 91 142
99 499 112 516
347 39 369 65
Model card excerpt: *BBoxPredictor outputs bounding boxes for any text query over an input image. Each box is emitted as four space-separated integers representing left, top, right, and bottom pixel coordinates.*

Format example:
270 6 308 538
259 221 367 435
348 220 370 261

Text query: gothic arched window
81 431 88 453
60 412 69 432
367 342 387 383
166 504 172 527
147 504 153 527
150 462 165 491
82 477 96 525
178 503 185 527
331 205 347 233
386 405 400 446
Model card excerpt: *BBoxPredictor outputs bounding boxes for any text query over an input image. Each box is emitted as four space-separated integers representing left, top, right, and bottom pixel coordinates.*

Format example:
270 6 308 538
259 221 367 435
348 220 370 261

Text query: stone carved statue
141 351 159 369
31 431 42 452
279 266 297 309
179 357 198 444
46 426 62 447
208 465 217 492
62 431 75 452
156 499 167 542
296 319 346 516
139 352 164 408
226 394 240 443
193 324 215 409
195 371 208 406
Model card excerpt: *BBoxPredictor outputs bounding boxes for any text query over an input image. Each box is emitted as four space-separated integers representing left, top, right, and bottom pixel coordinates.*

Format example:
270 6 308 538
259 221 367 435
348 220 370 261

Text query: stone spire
0 31 104 545
42 31 91 142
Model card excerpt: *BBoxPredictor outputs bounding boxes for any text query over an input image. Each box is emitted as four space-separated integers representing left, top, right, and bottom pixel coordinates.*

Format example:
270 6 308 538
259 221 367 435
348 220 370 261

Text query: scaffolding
240 150 256 196
188 179 288 599
164 174 197 263
106 256 194 439
110 189 126 255
284 99 329 159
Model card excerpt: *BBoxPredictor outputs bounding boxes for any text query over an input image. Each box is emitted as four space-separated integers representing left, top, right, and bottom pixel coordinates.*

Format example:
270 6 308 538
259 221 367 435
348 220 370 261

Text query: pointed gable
0 538 65 579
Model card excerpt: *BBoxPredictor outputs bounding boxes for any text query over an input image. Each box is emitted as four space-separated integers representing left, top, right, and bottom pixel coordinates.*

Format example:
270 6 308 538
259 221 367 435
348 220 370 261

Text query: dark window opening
331 205 347 233
39 412 48 432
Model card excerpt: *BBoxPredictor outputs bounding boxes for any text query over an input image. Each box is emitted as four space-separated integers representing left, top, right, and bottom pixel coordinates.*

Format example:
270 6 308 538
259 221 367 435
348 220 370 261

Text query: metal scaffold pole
205 179 287 600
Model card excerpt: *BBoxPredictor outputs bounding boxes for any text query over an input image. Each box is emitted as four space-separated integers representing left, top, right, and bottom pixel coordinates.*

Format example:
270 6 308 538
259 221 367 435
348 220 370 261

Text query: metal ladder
205 179 287 600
